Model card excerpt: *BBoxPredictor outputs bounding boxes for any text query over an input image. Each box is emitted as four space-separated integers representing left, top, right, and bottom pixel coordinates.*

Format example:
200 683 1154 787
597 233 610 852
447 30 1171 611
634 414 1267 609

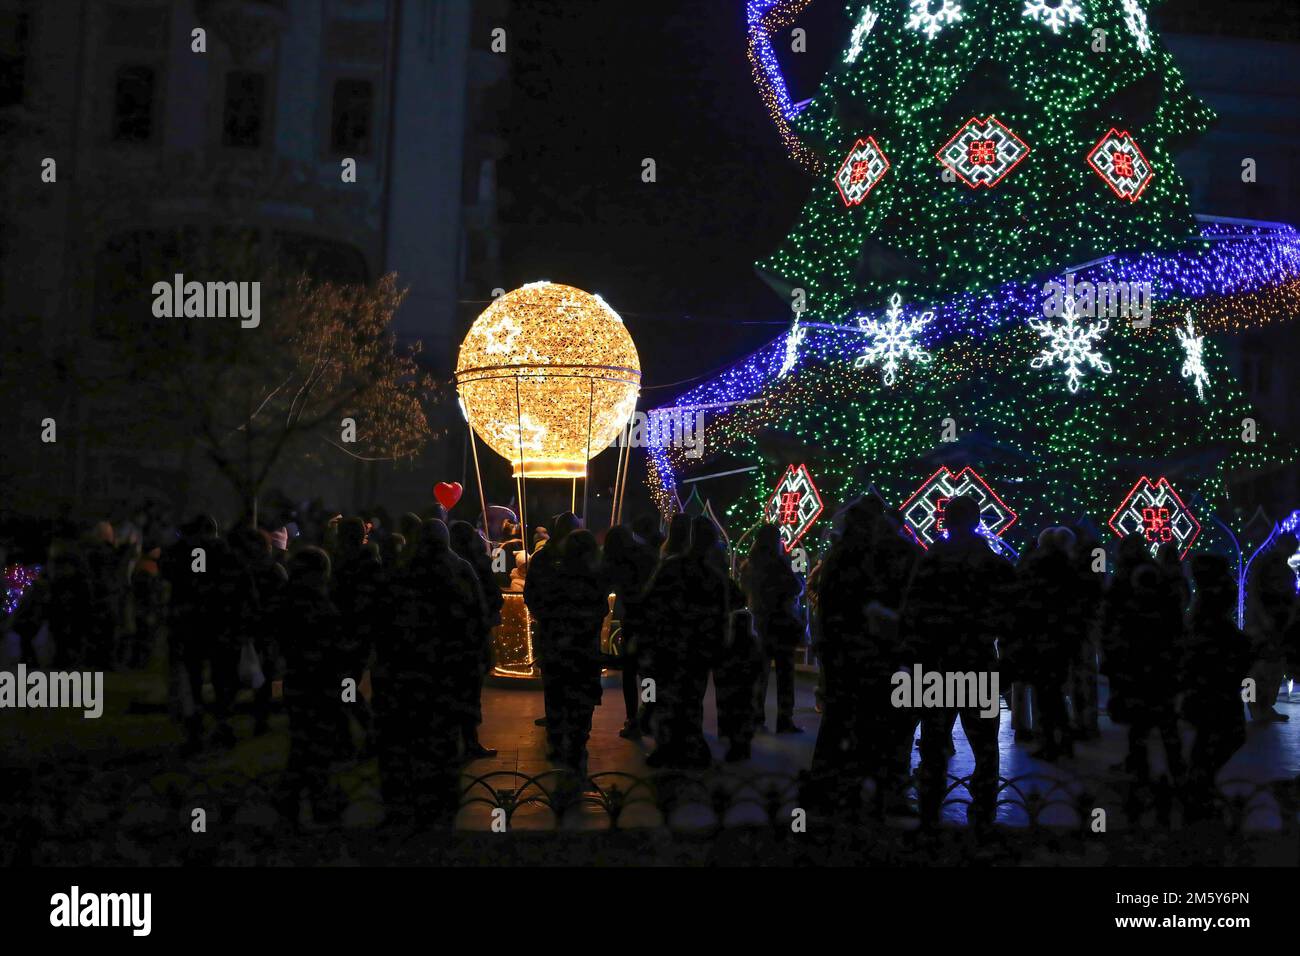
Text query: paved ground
461 670 1300 828
5 655 1299 834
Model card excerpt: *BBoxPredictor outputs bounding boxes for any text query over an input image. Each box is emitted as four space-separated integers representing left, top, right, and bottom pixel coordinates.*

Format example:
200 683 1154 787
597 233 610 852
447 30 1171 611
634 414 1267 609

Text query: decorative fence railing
4 763 1299 865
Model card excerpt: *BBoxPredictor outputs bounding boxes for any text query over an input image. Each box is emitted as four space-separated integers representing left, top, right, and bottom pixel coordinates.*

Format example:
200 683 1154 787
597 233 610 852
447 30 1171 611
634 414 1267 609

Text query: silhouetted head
663 513 692 557
688 516 723 558
943 495 981 538
1117 532 1149 566
288 546 332 593
423 519 450 551
1190 553 1235 617
186 514 219 540
338 517 368 556
401 512 423 539
449 520 487 561
551 513 582 545
1036 526 1076 554
1155 540 1181 568
382 533 405 566
563 529 600 572
229 525 271 564
837 499 877 544
1275 532 1299 556
603 525 635 563
631 514 662 546
1130 562 1161 597
749 523 784 563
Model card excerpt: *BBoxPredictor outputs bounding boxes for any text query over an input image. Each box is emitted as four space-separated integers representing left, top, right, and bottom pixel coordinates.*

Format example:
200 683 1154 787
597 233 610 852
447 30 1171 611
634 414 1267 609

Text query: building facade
0 0 506 522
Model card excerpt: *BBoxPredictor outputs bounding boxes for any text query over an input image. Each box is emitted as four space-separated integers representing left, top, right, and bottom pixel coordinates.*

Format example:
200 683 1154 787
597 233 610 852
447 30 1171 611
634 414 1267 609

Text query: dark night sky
495 0 1274 400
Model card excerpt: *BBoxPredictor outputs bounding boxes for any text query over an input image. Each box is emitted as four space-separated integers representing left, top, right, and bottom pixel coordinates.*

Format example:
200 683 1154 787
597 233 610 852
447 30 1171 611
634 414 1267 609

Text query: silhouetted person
80 521 127 670
376 520 480 825
1245 532 1296 722
544 530 610 771
661 513 692 559
741 524 806 734
524 512 582 748
1103 555 1184 783
900 495 1014 828
450 520 503 758
273 548 348 825
632 513 666 553
1181 554 1252 820
332 517 382 751
602 525 659 739
228 526 287 736
643 517 737 768
1014 527 1088 761
715 608 764 761
11 543 95 670
162 515 250 753
810 501 917 816
1067 527 1106 741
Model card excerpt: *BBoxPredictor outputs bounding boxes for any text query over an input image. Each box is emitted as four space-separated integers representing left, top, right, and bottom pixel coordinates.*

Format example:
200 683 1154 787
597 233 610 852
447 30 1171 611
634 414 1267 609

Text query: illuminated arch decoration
764 463 824 551
1088 129 1154 201
937 116 1030 190
900 466 1018 550
746 0 822 171
835 137 891 207
1108 476 1202 558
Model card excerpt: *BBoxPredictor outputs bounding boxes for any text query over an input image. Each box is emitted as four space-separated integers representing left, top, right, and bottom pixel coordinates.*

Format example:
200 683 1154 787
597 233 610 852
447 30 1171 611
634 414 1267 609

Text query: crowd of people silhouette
4 492 1296 828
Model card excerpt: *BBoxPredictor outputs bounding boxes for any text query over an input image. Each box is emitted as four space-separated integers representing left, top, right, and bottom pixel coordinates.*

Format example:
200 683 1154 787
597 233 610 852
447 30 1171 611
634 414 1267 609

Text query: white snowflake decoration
1176 312 1210 400
1022 0 1085 34
854 293 933 387
1122 0 1151 53
906 0 963 40
1029 295 1112 394
778 319 806 378
845 4 879 63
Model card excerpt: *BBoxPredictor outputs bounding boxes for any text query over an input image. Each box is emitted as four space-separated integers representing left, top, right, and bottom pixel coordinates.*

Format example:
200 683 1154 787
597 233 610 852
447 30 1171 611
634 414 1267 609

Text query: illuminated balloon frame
455 282 641 480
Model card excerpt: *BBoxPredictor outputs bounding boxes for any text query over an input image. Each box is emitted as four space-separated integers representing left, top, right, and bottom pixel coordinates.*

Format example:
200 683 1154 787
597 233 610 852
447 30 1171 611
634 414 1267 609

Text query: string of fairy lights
648 222 1300 545
655 1 1300 557
753 0 1214 317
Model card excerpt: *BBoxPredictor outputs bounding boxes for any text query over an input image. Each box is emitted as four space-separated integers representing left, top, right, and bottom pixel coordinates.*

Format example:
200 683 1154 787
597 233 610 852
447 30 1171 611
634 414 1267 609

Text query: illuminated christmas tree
652 0 1300 555
759 0 1211 313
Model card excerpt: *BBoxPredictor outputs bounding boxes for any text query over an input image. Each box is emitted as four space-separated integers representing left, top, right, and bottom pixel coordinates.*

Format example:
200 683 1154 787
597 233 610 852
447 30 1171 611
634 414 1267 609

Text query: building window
112 65 156 143
330 78 373 155
222 71 266 148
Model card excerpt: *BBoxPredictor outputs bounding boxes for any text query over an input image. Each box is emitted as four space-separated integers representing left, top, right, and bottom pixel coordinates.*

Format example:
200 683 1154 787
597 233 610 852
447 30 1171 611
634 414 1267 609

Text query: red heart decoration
434 481 463 510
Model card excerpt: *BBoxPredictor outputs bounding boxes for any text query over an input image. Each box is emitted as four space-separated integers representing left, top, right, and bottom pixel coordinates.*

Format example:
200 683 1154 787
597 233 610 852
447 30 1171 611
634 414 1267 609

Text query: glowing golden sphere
455 282 641 479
